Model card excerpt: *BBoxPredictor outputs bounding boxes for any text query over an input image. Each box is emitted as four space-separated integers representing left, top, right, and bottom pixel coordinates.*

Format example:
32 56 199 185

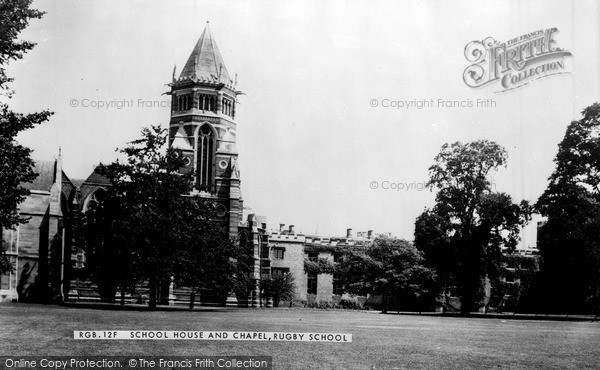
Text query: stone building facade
0 156 79 302
269 225 306 301
254 225 376 306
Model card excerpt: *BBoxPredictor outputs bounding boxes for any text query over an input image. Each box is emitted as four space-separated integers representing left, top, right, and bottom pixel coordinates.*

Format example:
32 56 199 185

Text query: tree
261 272 296 307
0 0 52 274
93 125 193 308
414 141 531 315
89 125 240 309
175 200 238 309
339 236 437 314
81 188 138 303
414 209 456 308
536 103 600 314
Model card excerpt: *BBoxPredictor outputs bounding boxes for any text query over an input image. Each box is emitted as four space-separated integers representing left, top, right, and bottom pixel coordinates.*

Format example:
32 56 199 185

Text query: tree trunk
461 276 473 316
460 240 477 316
189 290 196 310
382 290 388 314
460 298 471 315
149 278 157 310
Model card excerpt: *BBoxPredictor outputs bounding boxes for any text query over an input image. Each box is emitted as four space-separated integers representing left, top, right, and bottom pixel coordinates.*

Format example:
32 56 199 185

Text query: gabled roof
82 169 111 186
22 159 76 201
179 22 232 85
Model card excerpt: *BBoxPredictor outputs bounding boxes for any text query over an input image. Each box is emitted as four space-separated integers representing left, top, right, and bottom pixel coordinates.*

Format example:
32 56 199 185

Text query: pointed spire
56 147 62 183
54 147 63 212
179 22 231 85
172 64 177 82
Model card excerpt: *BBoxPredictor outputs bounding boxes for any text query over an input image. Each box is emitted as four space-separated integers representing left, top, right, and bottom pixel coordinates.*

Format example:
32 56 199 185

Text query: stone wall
1 185 66 303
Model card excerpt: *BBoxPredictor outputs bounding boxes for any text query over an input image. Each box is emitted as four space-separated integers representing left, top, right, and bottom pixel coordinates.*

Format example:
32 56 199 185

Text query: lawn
1 303 599 369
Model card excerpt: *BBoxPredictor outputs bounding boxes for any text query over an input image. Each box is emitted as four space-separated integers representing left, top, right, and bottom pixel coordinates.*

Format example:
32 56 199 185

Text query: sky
7 0 600 244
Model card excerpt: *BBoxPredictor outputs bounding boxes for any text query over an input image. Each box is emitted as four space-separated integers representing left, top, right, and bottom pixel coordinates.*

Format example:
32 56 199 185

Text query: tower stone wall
168 23 243 239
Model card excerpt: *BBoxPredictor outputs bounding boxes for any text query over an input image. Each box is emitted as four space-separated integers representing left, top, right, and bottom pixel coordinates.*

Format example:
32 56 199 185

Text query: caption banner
0 356 272 370
74 331 352 342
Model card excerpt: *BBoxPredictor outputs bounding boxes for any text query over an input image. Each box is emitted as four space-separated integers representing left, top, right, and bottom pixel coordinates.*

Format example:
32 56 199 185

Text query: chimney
289 225 295 234
279 223 285 232
346 228 353 238
368 230 373 239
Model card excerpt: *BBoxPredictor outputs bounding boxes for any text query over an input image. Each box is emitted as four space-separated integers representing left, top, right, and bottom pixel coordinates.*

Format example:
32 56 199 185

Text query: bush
301 299 364 310
260 272 296 307
337 299 363 310
304 301 335 309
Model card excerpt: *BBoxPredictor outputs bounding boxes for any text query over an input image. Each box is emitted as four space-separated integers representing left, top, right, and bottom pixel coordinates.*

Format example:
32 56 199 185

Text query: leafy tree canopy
535 103 600 313
0 0 52 274
415 140 531 314
89 126 193 307
339 236 436 313
85 125 240 308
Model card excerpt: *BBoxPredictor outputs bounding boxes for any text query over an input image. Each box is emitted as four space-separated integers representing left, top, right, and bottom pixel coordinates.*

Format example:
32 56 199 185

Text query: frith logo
463 28 572 92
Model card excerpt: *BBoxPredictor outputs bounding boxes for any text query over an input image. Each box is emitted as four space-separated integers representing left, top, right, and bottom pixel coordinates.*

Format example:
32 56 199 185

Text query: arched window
197 125 215 190
220 98 235 117
197 94 217 113
177 94 192 111
82 188 106 213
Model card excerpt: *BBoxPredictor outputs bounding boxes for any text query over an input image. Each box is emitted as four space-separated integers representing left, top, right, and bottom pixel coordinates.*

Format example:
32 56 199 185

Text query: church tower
168 22 243 239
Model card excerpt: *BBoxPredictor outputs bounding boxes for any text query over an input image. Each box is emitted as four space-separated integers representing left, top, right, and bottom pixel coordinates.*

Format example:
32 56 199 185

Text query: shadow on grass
62 301 236 313
11 301 599 322
381 310 600 322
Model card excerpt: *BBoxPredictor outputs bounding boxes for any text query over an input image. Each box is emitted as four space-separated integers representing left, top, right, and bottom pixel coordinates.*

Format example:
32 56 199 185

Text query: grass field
1 304 599 369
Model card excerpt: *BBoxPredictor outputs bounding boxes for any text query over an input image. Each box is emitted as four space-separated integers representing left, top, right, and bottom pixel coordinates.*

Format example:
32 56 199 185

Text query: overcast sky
8 0 600 243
